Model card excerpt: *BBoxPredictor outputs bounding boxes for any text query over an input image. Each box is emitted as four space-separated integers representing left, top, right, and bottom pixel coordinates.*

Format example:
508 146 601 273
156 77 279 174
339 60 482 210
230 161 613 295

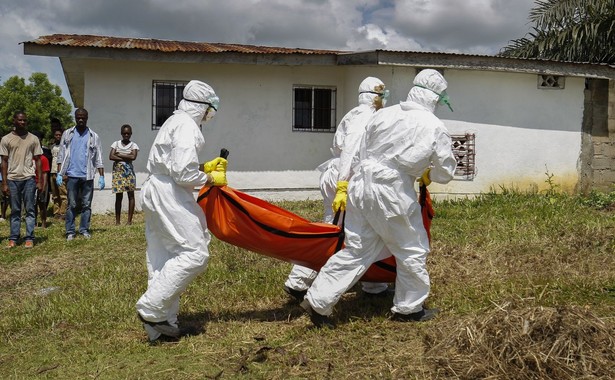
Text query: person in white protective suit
284 77 392 301
135 80 228 342
300 69 457 328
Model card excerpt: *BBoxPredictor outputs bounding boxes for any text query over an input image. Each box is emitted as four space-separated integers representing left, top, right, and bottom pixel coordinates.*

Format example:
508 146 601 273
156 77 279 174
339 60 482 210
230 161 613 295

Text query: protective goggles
360 89 390 101
184 97 219 111
414 85 453 112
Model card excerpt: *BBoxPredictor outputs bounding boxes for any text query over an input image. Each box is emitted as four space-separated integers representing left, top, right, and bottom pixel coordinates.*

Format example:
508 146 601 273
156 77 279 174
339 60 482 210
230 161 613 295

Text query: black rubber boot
138 314 181 341
284 286 307 302
391 308 439 322
300 299 336 329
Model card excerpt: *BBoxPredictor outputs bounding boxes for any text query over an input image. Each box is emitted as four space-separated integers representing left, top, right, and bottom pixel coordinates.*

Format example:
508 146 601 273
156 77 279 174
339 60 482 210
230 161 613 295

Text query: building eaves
24 34 346 55
338 49 615 79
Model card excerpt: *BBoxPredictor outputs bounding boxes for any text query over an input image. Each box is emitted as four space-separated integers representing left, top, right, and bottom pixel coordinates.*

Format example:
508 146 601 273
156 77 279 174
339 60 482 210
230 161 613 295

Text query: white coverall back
285 77 389 294
305 74 457 316
136 84 213 332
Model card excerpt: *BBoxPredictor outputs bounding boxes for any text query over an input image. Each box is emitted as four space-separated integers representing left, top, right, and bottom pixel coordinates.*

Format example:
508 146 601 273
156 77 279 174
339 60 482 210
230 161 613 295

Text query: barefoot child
109 124 139 225
32 130 51 228
49 122 67 219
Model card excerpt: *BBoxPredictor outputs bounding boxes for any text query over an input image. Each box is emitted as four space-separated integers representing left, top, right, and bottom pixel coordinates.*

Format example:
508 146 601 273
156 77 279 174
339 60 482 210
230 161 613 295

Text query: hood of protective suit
177 80 219 124
406 69 447 113
358 77 385 109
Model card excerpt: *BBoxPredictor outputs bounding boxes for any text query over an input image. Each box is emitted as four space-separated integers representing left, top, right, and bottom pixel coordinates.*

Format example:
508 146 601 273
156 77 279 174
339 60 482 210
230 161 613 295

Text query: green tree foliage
500 0 615 64
0 72 73 138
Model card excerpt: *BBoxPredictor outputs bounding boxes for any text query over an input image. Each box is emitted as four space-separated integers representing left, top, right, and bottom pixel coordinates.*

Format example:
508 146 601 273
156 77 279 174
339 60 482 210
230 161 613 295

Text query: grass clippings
425 301 615 379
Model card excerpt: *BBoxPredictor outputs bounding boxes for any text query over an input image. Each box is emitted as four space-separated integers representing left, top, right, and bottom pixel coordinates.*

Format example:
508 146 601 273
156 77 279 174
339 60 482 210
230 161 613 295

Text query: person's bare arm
35 156 43 191
42 171 48 193
1 156 9 195
110 148 137 163
125 148 138 161
109 147 121 162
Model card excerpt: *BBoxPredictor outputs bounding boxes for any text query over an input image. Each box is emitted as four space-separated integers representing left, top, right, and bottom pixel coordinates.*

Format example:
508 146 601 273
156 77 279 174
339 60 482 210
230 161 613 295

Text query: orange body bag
197 185 434 283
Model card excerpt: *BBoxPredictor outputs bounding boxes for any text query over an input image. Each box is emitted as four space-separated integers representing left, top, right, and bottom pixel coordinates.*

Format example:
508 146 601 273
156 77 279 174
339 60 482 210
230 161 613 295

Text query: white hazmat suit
285 77 389 296
136 80 223 341
304 69 457 320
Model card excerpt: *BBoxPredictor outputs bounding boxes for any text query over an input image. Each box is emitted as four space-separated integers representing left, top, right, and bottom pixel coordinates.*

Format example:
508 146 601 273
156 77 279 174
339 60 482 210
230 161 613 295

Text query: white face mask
204 108 216 123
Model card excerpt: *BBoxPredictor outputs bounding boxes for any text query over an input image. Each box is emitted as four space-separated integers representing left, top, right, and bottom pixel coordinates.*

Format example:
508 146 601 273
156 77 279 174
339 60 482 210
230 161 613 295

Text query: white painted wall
441 71 585 195
77 60 587 213
83 59 354 213
83 60 348 175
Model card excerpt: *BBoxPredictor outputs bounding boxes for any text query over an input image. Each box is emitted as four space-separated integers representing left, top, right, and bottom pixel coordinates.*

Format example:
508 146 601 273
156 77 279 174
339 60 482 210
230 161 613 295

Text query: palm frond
500 0 615 64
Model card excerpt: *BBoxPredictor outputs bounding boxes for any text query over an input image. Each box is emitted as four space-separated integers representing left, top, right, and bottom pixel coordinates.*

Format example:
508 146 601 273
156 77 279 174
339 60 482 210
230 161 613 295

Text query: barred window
293 86 337 132
451 133 476 180
152 81 187 130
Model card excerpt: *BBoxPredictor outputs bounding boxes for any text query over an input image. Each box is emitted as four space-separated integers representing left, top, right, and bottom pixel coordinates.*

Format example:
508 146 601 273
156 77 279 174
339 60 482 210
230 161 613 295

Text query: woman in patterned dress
109 124 139 225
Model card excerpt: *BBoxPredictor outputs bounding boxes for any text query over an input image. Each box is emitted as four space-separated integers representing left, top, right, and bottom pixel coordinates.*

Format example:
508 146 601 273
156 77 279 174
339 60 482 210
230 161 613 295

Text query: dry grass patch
0 254 91 297
425 301 615 379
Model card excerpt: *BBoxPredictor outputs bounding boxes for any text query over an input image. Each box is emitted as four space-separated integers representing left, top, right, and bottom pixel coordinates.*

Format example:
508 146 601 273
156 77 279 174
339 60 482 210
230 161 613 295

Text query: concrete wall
78 61 589 212
589 79 615 191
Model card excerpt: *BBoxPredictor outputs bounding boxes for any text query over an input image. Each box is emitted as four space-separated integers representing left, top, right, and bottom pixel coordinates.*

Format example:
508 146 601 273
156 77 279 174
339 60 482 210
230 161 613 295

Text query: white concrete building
23 35 615 213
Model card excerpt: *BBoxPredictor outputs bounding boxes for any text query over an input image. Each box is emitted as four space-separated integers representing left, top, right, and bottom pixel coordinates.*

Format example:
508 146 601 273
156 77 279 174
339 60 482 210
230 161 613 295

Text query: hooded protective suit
305 69 457 316
136 80 220 338
285 77 389 295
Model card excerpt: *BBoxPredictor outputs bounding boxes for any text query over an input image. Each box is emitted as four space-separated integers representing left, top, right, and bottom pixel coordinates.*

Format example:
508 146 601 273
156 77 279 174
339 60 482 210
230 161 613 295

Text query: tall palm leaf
500 0 615 64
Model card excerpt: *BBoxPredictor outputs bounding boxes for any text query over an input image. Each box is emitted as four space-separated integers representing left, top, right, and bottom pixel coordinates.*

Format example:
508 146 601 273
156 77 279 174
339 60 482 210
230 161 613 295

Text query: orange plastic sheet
197 185 434 283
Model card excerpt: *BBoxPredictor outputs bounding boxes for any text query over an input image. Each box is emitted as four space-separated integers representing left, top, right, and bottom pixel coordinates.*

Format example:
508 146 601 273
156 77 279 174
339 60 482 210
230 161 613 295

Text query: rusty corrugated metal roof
25 34 615 71
28 34 345 55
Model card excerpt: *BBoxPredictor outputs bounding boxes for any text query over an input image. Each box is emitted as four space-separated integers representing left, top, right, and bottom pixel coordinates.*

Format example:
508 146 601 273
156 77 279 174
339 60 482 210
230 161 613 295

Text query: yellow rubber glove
203 157 228 173
208 171 227 187
418 168 431 187
332 181 349 212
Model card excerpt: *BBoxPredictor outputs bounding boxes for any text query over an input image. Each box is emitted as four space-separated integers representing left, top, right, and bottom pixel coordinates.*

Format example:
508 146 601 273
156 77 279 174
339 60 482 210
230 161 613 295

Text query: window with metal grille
538 75 565 89
293 86 336 132
451 133 476 180
152 81 187 130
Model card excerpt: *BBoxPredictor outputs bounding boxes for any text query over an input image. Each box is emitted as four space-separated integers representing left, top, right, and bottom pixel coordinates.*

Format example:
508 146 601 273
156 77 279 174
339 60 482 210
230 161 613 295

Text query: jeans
8 177 37 241
66 177 94 236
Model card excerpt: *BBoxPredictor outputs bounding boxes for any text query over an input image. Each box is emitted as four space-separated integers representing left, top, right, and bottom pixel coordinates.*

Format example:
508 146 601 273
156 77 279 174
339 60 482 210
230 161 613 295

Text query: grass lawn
0 190 614 379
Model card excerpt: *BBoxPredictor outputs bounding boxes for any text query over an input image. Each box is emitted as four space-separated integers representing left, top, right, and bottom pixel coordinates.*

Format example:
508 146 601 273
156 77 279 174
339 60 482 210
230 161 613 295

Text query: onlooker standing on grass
31 130 51 228
109 124 139 225
49 119 67 219
56 108 105 241
0 111 43 248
